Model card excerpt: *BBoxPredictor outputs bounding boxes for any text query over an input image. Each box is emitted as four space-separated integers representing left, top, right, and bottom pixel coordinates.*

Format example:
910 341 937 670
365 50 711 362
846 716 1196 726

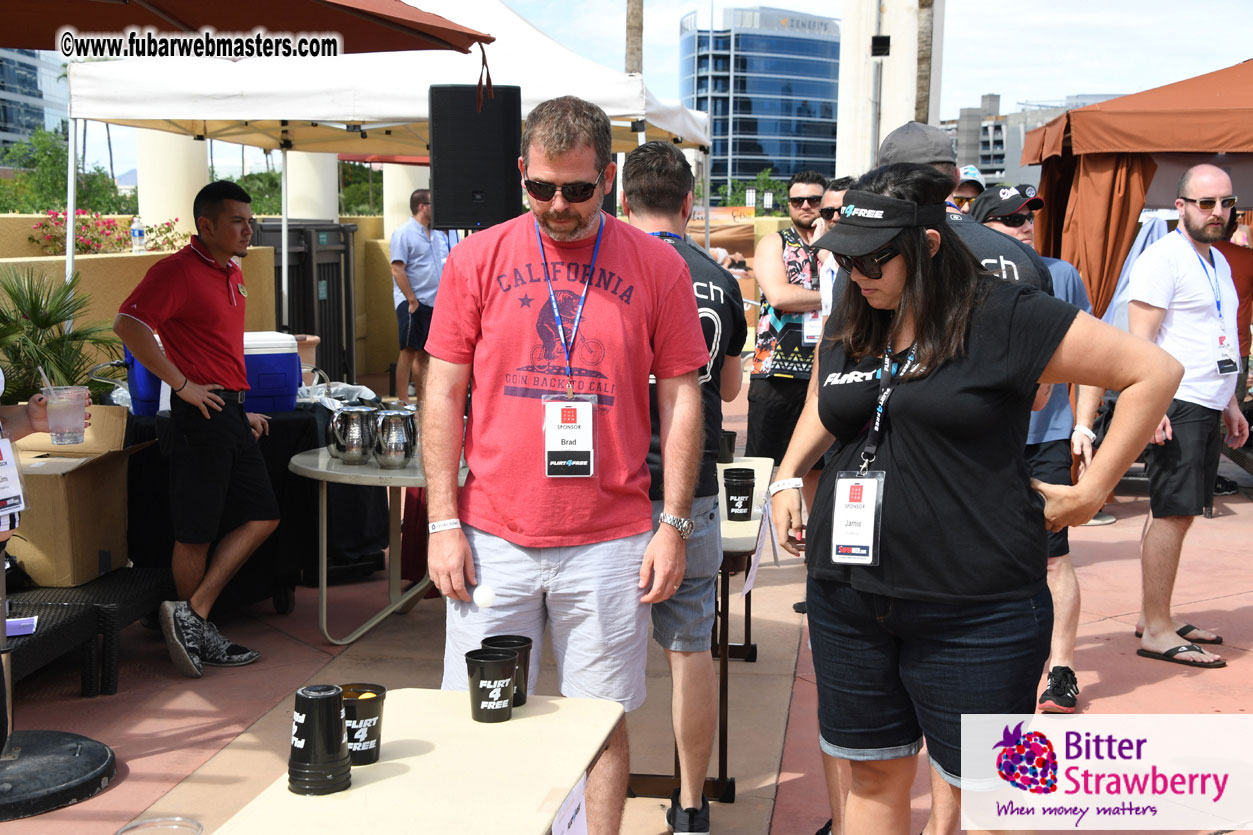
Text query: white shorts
441 525 653 711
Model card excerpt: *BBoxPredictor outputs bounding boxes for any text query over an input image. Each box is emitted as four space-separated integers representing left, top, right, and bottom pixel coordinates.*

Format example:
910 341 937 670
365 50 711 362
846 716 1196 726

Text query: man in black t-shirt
622 141 748 834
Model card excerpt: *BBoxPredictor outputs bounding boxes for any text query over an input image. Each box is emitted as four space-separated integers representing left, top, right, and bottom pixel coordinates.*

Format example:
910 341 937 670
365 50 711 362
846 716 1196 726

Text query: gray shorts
650 495 722 652
441 525 653 711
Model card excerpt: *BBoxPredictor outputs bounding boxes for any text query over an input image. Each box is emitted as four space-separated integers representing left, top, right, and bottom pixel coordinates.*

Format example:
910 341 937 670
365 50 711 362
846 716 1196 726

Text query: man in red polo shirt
114 181 279 678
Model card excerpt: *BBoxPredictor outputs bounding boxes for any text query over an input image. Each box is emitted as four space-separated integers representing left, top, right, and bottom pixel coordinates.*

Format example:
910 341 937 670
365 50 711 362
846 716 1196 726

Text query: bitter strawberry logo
994 722 1058 794
561 406 577 424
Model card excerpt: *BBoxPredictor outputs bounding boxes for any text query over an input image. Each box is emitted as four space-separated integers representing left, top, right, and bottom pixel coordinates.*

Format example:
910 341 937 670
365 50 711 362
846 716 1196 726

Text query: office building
0 49 68 150
680 7 839 201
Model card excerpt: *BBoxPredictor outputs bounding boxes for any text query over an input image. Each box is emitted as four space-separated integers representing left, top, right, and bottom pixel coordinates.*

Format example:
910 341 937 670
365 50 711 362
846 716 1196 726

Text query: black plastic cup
718 430 737 464
482 635 532 707
465 648 517 723
340 683 387 765
288 684 352 795
724 467 755 521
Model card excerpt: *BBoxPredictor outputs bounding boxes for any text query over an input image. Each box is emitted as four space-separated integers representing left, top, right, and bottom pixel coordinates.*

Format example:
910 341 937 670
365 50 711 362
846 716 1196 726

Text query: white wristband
428 519 461 534
768 478 804 497
1072 425 1097 442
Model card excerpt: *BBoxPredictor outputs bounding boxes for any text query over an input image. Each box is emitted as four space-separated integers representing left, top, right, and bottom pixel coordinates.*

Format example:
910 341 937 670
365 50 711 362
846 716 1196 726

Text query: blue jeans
807 576 1052 784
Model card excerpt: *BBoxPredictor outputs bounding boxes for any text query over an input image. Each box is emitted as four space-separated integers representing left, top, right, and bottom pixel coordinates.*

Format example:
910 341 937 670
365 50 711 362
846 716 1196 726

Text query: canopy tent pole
281 149 289 330
703 146 711 250
65 118 77 282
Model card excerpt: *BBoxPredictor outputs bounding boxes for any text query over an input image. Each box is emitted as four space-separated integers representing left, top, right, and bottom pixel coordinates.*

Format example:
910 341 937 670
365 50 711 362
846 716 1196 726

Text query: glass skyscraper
680 7 839 201
0 49 67 150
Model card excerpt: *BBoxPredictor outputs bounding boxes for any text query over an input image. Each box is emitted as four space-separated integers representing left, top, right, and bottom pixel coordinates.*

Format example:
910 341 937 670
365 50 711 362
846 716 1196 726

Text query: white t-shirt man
1127 229 1240 410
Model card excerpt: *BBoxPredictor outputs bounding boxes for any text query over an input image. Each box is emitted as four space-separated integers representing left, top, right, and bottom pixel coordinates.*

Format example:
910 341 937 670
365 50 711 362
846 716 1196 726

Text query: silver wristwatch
658 512 695 540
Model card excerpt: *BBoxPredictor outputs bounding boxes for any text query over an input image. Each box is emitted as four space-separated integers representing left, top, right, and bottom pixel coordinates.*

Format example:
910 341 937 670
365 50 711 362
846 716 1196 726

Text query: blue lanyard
535 214 605 397
649 231 684 243
1178 228 1224 319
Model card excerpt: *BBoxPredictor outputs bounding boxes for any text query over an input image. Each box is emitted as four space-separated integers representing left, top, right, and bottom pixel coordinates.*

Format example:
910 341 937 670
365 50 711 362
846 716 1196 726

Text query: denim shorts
650 494 721 652
442 526 652 711
807 577 1052 785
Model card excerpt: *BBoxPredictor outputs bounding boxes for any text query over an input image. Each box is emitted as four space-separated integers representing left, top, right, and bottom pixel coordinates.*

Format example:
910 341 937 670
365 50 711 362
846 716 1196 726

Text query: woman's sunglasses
833 244 901 279
523 169 605 203
990 212 1034 228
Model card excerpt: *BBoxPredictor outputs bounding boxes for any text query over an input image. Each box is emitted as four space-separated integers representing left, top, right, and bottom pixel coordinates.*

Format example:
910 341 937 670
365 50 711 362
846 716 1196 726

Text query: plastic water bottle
130 216 145 254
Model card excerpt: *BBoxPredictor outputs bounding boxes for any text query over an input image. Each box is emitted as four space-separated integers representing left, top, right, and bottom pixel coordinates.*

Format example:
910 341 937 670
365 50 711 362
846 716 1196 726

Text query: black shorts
163 398 279 544
396 301 434 352
1023 439 1072 558
1143 398 1222 518
746 376 823 468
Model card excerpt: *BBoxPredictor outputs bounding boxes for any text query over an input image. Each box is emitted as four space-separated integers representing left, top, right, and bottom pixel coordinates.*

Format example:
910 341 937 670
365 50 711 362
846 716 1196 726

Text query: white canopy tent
64 0 711 318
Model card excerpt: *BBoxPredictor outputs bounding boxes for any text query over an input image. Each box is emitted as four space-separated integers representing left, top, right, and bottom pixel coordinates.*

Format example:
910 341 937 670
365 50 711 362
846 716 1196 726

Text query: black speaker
429 85 524 230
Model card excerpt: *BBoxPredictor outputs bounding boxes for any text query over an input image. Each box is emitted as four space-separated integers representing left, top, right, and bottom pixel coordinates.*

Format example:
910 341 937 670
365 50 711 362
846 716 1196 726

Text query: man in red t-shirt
1214 213 1253 413
422 96 707 834
114 181 279 679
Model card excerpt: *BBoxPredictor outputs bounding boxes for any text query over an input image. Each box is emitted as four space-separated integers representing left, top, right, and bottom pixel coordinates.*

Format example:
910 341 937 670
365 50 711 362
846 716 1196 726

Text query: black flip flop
1134 623 1223 645
1136 643 1226 668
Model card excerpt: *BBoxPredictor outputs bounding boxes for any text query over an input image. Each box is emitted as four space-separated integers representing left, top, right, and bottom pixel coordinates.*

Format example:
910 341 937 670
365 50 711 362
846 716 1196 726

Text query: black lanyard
859 343 916 474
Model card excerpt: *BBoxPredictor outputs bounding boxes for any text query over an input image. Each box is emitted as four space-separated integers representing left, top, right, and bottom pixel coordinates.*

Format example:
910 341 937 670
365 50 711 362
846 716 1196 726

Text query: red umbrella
4 0 493 54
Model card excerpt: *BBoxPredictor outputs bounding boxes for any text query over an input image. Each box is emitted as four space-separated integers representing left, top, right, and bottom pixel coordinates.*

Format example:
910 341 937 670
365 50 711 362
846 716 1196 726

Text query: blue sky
74 0 1251 177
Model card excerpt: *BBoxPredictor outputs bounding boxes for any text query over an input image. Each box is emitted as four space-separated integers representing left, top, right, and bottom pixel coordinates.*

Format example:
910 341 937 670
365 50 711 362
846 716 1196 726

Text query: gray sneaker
159 600 204 678
200 619 260 667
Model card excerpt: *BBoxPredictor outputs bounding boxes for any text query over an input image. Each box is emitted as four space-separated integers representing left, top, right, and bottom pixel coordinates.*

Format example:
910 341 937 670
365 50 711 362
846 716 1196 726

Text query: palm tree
0 268 122 404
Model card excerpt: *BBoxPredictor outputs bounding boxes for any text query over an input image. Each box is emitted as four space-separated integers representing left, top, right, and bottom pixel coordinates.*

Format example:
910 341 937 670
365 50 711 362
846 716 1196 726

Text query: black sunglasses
1180 196 1238 211
789 195 823 208
523 169 605 203
991 212 1034 228
833 244 901 279
819 206 840 221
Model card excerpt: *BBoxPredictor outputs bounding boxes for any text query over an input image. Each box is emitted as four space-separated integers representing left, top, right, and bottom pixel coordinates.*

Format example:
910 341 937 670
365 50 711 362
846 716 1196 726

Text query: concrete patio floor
6 376 1251 834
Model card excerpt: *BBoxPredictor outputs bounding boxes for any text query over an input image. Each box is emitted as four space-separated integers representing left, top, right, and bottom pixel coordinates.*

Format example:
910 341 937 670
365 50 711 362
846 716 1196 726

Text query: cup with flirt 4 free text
482 635 532 707
288 684 351 795
465 648 517 723
723 467 755 521
46 385 89 445
340 682 387 765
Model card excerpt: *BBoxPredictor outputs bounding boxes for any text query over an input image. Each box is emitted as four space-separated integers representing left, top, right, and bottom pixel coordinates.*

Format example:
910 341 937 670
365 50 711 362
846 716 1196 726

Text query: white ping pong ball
473 585 497 608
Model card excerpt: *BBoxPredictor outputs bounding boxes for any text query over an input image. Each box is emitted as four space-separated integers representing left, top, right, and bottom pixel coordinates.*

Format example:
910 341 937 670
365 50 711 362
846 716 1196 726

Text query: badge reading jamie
831 471 884 566
544 397 595 477
0 439 27 514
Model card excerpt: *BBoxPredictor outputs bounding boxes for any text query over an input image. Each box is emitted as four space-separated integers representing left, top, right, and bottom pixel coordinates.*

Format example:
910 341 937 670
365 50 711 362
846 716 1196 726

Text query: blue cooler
125 344 164 416
243 331 300 412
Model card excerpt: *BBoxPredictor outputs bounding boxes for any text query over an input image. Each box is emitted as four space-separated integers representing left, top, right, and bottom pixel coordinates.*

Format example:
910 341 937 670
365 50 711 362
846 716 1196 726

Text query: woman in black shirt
770 164 1181 832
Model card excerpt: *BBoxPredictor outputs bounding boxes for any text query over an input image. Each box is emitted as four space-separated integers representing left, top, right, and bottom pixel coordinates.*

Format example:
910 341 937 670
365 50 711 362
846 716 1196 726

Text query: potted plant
0 267 123 405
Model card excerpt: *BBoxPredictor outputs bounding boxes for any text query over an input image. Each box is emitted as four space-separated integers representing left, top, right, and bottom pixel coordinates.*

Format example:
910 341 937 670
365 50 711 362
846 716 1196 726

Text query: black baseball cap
878 122 957 166
812 190 949 256
970 184 1044 222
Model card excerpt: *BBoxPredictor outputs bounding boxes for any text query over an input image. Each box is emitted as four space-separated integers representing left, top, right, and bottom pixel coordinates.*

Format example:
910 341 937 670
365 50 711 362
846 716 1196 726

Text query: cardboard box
9 406 152 587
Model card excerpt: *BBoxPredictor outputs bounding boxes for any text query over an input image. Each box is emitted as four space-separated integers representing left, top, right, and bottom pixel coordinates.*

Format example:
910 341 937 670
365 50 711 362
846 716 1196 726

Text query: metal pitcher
330 406 378 465
373 409 416 469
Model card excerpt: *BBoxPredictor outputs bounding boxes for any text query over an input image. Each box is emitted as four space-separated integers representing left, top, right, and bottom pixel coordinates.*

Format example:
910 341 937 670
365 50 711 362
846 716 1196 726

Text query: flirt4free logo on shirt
963 715 1248 830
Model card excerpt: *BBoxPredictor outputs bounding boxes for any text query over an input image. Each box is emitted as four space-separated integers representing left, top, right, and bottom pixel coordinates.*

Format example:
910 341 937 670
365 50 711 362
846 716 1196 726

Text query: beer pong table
288 449 465 645
217 688 623 835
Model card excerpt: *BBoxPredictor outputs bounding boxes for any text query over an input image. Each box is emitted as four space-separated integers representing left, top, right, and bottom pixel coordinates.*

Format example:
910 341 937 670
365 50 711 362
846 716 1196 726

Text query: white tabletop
217 688 623 835
288 447 430 488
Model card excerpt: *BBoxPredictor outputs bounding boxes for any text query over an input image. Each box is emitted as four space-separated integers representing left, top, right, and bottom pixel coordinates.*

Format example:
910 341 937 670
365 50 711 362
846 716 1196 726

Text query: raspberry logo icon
994 721 1058 794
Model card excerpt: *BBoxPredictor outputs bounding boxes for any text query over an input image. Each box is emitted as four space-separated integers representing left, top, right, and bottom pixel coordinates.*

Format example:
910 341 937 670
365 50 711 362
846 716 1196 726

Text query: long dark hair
833 163 990 377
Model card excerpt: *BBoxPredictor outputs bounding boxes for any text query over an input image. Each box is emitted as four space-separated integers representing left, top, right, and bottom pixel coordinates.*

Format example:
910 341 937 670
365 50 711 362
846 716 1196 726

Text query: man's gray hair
521 96 613 173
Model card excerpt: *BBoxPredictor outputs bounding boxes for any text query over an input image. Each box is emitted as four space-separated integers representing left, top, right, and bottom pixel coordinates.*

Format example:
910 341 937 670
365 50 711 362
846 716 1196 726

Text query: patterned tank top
751 227 817 379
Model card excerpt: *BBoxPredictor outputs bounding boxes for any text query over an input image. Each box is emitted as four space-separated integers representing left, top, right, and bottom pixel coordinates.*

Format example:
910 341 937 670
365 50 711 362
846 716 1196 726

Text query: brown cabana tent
1022 59 1253 318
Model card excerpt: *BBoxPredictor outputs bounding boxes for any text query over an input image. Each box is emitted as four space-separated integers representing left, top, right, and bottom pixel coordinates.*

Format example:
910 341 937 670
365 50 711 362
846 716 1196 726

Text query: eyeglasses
951 195 975 208
523 169 605 203
833 244 901 279
1180 196 1238 211
991 212 1034 228
788 195 823 208
819 206 840 221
